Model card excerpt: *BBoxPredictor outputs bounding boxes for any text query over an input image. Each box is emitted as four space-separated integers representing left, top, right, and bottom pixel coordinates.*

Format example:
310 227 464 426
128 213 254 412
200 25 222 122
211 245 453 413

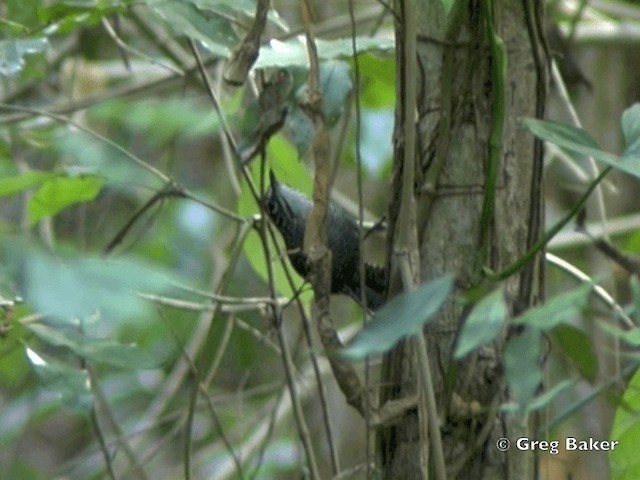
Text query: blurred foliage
0 0 394 478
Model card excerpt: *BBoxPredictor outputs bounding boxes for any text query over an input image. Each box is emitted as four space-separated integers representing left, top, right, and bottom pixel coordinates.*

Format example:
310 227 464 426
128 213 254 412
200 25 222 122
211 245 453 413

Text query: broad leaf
28 175 102 224
146 0 238 57
553 324 598 381
504 328 542 409
0 170 56 197
357 54 395 109
502 379 577 414
610 368 640 480
520 118 640 179
597 322 640 347
455 289 507 359
622 103 640 158
527 379 577 413
24 250 177 322
342 274 454 360
513 283 592 330
255 37 394 69
317 61 352 126
27 323 159 369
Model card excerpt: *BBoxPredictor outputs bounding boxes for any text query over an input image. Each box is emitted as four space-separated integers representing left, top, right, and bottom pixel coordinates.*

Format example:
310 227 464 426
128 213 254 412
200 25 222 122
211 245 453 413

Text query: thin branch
347 1 373 478
101 17 185 76
394 0 446 478
545 252 634 329
88 366 150 480
551 60 609 241
89 405 117 480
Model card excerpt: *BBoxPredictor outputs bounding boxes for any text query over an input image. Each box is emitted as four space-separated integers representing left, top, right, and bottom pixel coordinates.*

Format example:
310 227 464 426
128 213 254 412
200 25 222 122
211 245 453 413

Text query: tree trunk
379 1 548 478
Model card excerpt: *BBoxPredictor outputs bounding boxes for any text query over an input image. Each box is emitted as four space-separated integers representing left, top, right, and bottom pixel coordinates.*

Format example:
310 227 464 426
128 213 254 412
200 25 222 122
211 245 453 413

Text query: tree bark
379 1 548 478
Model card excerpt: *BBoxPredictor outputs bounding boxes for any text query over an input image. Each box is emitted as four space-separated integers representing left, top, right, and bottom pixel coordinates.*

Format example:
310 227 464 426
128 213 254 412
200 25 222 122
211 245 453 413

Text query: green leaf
254 37 394 69
631 276 640 325
26 323 160 369
342 274 454 360
610 368 640 480
521 117 640 180
502 379 577 414
189 0 289 31
147 0 238 57
284 108 315 157
504 328 542 409
622 103 640 158
0 170 56 197
553 324 598 381
24 250 177 322
317 61 352 126
37 2 125 34
0 37 49 77
597 322 640 347
25 347 92 411
527 379 577 413
27 175 102 224
284 61 353 154
513 283 592 330
455 289 507 359
440 0 456 16
358 55 396 109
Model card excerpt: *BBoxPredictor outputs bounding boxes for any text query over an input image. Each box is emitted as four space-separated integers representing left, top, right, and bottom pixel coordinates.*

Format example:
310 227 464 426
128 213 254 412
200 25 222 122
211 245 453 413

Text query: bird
262 171 386 311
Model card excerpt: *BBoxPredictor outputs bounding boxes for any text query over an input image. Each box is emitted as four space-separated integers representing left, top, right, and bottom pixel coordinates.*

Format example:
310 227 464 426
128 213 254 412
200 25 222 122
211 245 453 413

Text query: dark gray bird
263 171 386 311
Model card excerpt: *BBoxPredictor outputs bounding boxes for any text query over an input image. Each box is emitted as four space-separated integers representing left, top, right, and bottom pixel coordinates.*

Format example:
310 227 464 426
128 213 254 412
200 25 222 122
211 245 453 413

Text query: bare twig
101 17 184 76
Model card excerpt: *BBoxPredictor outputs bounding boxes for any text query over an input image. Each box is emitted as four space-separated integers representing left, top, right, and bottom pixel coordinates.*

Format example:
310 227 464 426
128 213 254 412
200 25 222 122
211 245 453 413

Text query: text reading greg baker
516 437 619 455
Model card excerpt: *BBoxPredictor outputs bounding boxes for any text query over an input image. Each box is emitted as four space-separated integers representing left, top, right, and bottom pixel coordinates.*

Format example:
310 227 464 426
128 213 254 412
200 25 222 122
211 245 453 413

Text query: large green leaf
342 274 454 360
440 0 456 16
358 54 396 109
553 324 598 381
189 0 289 31
27 322 160 369
37 2 126 34
254 37 394 69
285 61 353 154
622 103 640 158
317 61 352 126
502 379 577 414
513 283 592 331
455 289 507 359
521 117 640 179
504 328 542 409
610 367 640 480
24 249 177 322
28 175 102 225
146 0 238 57
0 170 56 197
597 322 640 347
